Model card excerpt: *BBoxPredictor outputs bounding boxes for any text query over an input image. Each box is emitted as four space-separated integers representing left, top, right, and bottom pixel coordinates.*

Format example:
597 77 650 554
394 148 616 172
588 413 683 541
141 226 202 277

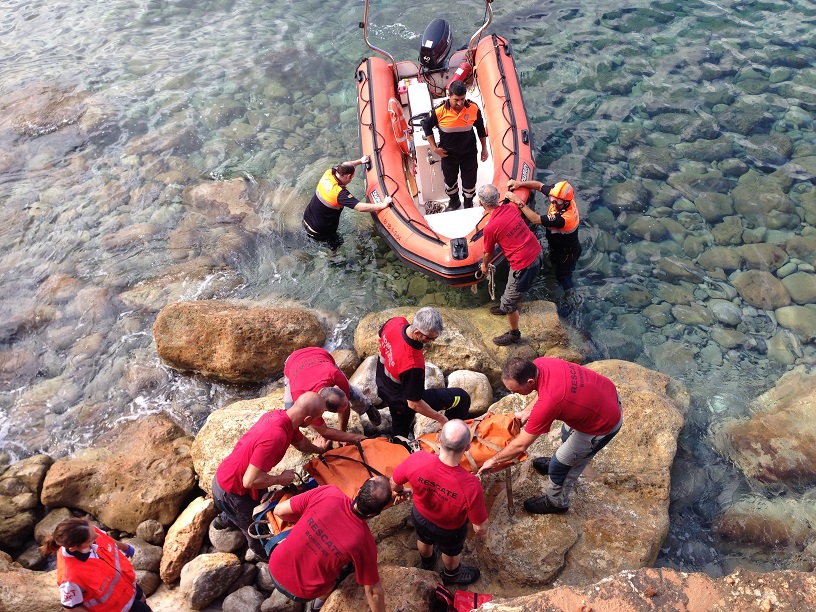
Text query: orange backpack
418 413 527 473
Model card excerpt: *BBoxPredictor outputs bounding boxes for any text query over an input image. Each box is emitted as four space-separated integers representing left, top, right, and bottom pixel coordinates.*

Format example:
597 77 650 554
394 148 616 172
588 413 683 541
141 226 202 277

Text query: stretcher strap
317 452 385 479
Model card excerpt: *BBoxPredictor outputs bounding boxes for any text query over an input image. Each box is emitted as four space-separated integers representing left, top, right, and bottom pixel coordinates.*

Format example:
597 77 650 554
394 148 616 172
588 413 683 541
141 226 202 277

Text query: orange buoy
388 97 411 155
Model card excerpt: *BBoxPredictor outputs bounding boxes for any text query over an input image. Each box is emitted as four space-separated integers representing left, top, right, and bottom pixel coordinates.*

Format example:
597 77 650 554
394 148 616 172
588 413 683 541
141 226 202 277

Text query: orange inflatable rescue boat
356 0 536 287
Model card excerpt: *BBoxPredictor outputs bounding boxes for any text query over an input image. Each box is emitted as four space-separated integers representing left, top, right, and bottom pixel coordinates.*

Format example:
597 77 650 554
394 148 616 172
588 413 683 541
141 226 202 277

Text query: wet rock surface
40 414 196 532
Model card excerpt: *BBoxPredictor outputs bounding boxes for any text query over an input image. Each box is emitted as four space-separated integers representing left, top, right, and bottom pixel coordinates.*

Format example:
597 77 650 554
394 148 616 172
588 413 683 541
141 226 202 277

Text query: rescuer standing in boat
303 156 392 249
421 80 488 212
506 178 582 312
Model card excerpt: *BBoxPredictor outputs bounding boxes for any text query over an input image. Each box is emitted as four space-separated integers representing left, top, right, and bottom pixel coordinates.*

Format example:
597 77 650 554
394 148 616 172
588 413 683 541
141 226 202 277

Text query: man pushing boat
303 156 392 249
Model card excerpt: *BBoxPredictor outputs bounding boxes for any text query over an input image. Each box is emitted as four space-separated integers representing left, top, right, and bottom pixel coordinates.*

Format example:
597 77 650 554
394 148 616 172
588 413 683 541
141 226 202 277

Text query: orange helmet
549 181 574 201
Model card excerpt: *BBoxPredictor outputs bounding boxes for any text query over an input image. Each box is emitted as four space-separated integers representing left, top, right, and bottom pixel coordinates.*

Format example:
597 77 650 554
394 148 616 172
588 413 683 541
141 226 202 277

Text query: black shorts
411 506 468 557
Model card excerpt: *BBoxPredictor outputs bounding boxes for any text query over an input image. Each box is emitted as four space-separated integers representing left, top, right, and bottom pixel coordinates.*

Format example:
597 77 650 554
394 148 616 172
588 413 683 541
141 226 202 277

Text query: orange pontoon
356 1 536 287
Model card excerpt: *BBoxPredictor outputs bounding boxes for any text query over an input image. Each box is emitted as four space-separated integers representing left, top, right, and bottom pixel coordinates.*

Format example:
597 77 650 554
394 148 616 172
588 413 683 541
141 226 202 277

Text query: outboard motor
419 19 451 71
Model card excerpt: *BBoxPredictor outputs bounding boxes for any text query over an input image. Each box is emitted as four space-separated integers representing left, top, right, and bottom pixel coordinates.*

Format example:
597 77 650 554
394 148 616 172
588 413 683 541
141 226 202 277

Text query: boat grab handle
521 130 529 145
356 70 366 83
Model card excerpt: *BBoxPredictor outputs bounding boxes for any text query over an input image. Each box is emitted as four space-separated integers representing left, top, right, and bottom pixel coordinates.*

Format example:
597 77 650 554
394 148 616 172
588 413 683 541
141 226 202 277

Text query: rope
487 264 496 300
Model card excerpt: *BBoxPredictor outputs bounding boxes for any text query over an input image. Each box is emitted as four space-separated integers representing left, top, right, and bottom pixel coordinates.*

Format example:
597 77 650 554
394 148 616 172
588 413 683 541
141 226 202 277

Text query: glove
123 544 135 558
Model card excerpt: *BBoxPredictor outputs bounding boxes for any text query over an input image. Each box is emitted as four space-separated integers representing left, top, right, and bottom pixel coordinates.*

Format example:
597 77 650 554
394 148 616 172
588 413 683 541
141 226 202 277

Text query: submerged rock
715 366 816 487
713 495 816 549
732 270 791 310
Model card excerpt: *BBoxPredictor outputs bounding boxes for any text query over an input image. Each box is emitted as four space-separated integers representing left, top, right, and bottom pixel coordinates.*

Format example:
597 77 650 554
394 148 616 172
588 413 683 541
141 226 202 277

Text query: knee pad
548 455 571 485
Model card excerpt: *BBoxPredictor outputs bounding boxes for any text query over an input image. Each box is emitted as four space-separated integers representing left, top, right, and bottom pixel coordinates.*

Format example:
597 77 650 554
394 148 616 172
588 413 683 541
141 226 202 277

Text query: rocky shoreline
1 300 814 611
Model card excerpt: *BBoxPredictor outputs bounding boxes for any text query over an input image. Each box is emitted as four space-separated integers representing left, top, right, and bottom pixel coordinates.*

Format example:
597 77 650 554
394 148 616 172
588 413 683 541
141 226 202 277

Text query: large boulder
191 389 360 495
353 302 579 387
0 552 61 612
182 179 263 233
714 366 816 486
323 565 438 612
160 496 218 584
484 567 816 610
0 454 52 550
153 301 325 383
478 360 688 590
40 414 197 532
371 360 687 591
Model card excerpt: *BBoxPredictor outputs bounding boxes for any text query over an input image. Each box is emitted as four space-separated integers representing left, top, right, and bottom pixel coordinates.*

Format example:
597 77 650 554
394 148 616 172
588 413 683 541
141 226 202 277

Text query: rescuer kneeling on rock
267 476 392 612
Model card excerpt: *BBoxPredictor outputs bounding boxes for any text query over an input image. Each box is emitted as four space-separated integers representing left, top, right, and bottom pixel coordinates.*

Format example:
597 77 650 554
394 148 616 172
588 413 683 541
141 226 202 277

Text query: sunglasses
417 331 438 343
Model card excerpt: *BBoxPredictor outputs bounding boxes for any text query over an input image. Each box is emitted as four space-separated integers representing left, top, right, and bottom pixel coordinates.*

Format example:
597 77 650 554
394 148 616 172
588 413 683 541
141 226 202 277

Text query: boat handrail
468 0 494 54
360 0 397 87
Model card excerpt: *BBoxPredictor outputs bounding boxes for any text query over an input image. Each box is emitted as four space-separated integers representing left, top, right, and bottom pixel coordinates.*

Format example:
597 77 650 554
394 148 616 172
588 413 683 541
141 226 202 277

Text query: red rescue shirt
377 317 426 402
483 204 542 271
284 347 350 427
215 410 304 499
524 358 621 436
268 485 380 600
392 451 488 531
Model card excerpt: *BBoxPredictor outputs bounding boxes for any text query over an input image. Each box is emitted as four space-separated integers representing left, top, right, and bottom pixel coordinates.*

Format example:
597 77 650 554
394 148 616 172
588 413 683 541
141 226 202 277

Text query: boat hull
356 34 535 287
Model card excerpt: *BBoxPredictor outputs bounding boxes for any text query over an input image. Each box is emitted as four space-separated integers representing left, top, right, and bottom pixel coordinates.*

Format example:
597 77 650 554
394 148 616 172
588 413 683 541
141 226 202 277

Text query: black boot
463 197 473 208
445 193 461 212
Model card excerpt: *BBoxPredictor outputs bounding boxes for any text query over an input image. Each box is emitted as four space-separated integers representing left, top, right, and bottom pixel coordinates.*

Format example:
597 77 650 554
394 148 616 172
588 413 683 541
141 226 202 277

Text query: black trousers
385 387 471 438
441 150 478 197
549 245 582 291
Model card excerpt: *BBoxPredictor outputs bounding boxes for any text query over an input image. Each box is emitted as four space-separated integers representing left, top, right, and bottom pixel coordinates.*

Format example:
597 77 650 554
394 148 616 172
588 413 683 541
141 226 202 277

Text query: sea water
1 0 814 574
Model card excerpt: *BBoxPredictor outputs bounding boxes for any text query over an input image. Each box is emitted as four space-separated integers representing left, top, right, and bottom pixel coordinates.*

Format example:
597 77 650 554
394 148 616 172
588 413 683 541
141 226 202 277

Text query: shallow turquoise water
1 0 815 574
